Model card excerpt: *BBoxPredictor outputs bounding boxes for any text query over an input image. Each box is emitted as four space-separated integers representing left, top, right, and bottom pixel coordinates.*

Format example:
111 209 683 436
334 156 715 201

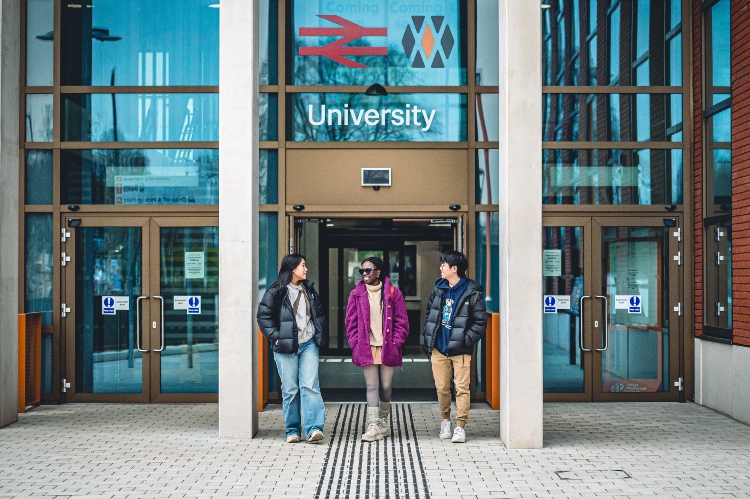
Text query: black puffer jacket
422 278 487 356
257 281 327 354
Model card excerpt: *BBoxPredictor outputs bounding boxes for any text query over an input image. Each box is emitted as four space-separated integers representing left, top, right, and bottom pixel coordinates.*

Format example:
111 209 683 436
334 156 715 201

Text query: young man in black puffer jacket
422 251 487 443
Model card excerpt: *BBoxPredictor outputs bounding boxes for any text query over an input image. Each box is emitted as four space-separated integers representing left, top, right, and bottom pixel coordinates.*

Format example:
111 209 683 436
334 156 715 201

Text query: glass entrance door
543 216 682 402
63 215 219 402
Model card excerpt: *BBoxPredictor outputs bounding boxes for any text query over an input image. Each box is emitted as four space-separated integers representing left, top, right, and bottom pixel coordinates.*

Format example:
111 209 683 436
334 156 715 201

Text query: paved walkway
2 402 750 498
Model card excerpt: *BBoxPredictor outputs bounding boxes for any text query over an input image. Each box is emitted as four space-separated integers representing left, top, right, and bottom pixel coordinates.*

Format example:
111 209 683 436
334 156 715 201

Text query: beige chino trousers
431 349 471 428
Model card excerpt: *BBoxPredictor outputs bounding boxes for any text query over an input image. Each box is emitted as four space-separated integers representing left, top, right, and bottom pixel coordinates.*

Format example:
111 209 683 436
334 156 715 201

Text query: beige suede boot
362 407 384 442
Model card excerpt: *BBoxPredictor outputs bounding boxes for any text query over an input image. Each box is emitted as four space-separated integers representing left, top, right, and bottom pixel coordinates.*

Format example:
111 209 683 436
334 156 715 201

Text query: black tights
362 364 395 407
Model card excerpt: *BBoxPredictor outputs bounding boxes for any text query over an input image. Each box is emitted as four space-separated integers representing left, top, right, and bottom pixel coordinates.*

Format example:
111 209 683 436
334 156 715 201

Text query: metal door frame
542 215 683 402
62 215 152 403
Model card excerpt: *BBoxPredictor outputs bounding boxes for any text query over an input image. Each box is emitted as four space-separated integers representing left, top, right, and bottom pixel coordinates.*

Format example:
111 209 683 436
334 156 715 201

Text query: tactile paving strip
315 403 431 499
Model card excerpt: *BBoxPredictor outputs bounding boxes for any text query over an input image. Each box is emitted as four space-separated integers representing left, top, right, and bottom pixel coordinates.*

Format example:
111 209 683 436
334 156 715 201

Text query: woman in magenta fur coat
345 256 409 442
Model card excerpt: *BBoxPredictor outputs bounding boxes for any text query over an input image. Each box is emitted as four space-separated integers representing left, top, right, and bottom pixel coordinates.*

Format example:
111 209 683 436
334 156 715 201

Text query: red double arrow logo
299 15 387 68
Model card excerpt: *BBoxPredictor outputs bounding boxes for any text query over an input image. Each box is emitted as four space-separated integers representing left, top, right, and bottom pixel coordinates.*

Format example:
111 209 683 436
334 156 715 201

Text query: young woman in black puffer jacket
257 254 327 444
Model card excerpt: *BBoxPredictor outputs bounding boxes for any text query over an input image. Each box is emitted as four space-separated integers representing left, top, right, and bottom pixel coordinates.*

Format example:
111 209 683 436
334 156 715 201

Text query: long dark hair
269 253 306 292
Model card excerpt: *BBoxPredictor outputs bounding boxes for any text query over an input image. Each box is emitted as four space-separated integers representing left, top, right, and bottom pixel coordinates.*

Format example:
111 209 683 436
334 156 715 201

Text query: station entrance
286 216 481 401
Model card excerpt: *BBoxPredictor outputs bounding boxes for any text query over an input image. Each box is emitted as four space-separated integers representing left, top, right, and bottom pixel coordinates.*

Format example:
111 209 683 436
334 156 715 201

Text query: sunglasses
358 268 377 275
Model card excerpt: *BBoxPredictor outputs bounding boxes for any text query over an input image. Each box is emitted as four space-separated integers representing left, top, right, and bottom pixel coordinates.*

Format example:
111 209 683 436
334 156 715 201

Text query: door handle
152 295 165 352
136 296 148 353
595 295 609 352
579 295 592 352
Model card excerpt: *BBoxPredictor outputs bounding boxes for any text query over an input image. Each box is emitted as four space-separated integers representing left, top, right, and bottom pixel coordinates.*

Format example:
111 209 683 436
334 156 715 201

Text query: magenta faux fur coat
344 277 409 367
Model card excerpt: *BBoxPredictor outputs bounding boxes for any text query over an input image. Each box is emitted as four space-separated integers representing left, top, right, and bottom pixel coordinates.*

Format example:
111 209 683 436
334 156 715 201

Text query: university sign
307 103 437 132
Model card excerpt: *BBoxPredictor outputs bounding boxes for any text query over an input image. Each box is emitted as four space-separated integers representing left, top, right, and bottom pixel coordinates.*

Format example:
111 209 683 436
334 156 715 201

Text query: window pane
25 213 53 326
712 106 731 143
476 149 498 204
475 94 498 142
25 150 53 205
26 94 53 142
289 93 467 142
290 0 467 86
705 222 732 330
259 150 278 204
259 0 278 85
26 0 53 86
260 94 278 141
608 5 620 83
62 94 218 142
259 212 280 394
711 0 730 88
61 0 219 86
635 0 650 59
476 212 498 313
543 149 683 205
713 149 731 206
61 149 218 205
669 33 682 85
476 0 499 85
670 0 681 30
543 94 682 142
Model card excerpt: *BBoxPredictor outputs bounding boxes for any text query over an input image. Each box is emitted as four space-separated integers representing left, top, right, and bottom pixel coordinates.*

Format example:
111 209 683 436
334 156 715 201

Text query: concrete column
497 1 543 448
0 0 20 429
218 0 259 438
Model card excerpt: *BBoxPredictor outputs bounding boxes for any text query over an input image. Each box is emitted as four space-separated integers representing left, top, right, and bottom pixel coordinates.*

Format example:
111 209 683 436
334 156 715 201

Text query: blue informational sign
102 296 115 315
629 295 642 314
187 296 201 315
544 295 556 313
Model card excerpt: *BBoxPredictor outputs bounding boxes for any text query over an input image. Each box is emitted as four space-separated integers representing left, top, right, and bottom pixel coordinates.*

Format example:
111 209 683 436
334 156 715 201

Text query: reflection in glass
260 94 278 141
61 0 219 86
601 226 669 393
25 150 53 205
290 93 467 142
543 225 584 393
259 213 279 393
62 94 219 142
291 0 466 86
711 0 730 88
476 212 498 313
543 94 682 142
544 0 682 86
26 0 53 86
543 149 683 205
476 0 499 86
476 149 498 204
608 4 620 83
26 94 53 142
713 149 731 206
260 150 279 204
475 94 498 142
25 214 53 326
712 106 731 143
259 0 278 85
61 149 218 205
75 227 142 394
160 227 219 393
635 0 649 60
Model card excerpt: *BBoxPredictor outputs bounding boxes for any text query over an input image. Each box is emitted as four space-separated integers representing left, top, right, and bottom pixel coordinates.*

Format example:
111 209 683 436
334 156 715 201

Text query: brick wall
694 0 704 337
731 0 750 346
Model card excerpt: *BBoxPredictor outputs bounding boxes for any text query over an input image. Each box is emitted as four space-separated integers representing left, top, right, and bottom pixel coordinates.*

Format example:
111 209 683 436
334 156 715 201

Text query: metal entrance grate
315 403 431 499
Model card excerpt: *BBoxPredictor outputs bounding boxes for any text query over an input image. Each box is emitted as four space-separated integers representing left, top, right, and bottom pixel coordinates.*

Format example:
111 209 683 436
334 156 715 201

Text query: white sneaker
286 434 300 443
307 429 324 443
439 420 452 439
451 426 466 443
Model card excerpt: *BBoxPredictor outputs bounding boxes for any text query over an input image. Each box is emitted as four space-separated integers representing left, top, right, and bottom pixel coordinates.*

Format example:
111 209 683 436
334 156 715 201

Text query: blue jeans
273 339 326 438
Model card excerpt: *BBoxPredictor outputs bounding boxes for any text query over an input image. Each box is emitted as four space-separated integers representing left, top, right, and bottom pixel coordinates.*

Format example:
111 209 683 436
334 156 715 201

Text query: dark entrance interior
295 218 456 401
